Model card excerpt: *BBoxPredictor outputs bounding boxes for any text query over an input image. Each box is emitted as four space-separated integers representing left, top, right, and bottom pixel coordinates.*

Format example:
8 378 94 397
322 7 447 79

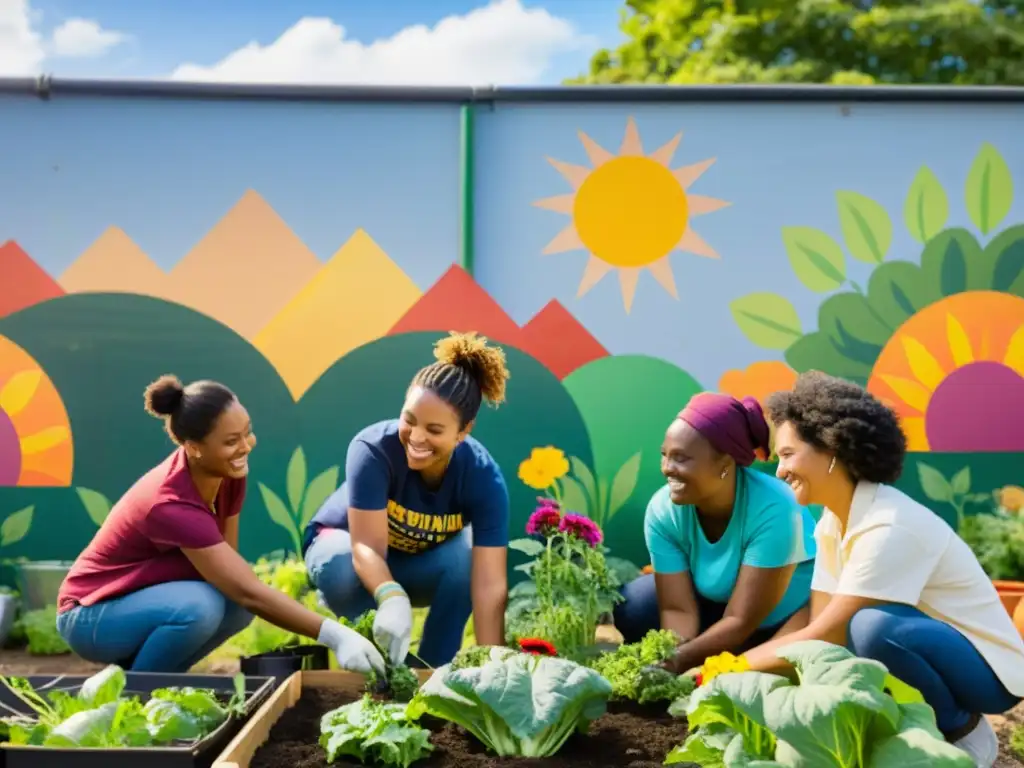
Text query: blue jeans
56 581 252 673
612 572 806 648
304 527 472 668
847 603 1021 735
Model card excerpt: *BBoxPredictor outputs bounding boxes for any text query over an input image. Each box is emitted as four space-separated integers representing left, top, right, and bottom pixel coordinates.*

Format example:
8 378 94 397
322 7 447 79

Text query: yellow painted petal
20 426 70 455
900 417 930 451
879 375 931 413
0 371 42 416
946 314 974 367
1005 325 1024 374
899 336 945 391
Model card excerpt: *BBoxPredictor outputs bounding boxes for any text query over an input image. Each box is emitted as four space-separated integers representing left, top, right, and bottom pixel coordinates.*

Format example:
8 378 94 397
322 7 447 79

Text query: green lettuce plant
666 640 973 767
407 647 612 757
320 695 432 768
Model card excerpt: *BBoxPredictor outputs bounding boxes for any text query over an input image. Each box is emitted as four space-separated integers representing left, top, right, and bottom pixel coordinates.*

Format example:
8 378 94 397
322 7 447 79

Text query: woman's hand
318 619 387 675
372 586 413 665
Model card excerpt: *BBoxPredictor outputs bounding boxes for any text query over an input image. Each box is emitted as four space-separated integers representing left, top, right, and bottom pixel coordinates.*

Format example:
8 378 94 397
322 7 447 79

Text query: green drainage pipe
459 103 475 277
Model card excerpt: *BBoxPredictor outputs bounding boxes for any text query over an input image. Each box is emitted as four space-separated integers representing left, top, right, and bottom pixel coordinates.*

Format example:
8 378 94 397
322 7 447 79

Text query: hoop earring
828 456 836 474
720 468 729 479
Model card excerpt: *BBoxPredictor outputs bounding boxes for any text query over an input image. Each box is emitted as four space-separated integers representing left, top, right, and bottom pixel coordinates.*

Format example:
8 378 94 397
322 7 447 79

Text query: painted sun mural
533 116 731 313
0 333 74 486
867 291 1024 452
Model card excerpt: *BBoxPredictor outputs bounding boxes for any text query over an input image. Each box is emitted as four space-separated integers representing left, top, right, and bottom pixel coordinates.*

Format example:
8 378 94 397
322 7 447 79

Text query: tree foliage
572 0 1024 85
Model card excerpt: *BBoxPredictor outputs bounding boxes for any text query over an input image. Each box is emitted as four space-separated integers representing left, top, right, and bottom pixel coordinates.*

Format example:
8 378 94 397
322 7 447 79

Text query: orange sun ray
646 258 678 299
649 133 682 166
545 157 590 189
577 256 613 297
673 158 717 190
578 132 613 167
687 195 732 217
619 268 640 312
542 224 585 255
619 117 643 156
532 194 575 214
676 228 721 259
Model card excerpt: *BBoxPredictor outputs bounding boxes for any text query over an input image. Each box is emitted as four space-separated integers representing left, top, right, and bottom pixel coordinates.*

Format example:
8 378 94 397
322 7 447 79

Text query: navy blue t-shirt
302 419 510 555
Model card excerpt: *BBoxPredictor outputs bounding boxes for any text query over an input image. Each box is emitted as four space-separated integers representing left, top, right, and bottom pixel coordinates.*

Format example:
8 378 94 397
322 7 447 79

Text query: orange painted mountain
0 241 64 318
387 265 607 378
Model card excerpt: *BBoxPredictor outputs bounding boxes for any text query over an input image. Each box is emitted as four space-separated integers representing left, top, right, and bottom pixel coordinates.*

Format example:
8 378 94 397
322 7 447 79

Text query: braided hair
411 332 510 428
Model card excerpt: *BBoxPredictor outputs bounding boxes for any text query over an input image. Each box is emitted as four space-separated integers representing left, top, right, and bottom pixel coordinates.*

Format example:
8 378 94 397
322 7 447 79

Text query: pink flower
526 504 561 537
559 513 602 548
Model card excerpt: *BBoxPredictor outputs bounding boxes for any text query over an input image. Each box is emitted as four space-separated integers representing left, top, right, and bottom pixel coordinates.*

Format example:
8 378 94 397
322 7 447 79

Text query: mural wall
0 93 1021 574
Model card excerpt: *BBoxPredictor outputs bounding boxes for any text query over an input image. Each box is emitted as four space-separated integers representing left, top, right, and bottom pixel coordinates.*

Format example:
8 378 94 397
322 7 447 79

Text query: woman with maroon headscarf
612 392 817 673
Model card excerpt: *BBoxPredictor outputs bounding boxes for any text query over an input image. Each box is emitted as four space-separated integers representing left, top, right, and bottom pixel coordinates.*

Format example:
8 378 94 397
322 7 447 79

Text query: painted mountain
58 226 170 300
254 229 422 400
0 241 64 319
388 265 608 378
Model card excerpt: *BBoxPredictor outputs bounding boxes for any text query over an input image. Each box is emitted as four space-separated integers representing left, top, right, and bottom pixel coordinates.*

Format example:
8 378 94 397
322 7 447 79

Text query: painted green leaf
781 227 847 292
836 191 892 264
950 466 971 497
259 483 299 540
985 224 1024 296
560 475 591 519
597 478 609 522
729 293 803 350
816 293 893 368
76 488 112 527
569 455 597 510
916 463 952 504
965 142 1013 235
785 332 873 385
866 261 941 329
286 447 307 513
919 228 981 298
0 506 33 547
509 538 544 557
904 166 949 243
300 466 340 529
608 452 642 522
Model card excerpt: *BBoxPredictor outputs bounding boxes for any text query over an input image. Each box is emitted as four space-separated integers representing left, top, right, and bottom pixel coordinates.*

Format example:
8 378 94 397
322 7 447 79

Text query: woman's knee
306 531 361 603
847 604 916 656
172 583 232 637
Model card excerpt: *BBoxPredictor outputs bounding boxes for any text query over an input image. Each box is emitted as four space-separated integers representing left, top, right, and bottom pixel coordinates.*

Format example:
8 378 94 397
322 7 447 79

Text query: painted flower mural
0 334 73 486
718 361 798 406
867 291 1024 452
728 141 1024 455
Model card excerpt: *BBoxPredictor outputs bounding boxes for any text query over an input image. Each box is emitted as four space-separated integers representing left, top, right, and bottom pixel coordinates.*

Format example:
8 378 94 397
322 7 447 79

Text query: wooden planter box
211 670 432 768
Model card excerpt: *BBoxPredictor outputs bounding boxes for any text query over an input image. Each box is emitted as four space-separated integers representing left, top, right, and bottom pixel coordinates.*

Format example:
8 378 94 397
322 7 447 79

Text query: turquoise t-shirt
643 467 817 628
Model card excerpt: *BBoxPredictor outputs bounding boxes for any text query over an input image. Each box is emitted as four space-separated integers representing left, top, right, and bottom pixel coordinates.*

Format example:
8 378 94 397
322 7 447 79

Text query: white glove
373 593 413 666
318 619 386 675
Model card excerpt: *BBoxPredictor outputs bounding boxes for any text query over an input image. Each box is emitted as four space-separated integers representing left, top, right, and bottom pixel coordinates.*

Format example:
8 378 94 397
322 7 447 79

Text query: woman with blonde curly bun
303 332 512 668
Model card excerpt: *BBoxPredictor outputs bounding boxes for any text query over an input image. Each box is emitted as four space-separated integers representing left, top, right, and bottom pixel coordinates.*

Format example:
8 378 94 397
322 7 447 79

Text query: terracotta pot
992 579 1024 622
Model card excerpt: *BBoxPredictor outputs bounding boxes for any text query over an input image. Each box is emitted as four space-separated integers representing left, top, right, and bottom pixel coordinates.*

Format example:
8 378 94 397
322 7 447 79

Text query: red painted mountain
0 241 64 319
387 264 607 378
521 299 609 379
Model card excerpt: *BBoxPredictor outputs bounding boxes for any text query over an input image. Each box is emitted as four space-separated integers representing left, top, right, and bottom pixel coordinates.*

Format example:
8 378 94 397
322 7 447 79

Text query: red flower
695 672 704 687
526 505 561 537
518 637 557 656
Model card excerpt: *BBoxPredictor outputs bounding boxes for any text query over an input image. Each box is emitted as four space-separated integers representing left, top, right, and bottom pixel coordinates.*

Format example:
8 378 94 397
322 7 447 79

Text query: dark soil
993 708 1024 767
249 688 689 768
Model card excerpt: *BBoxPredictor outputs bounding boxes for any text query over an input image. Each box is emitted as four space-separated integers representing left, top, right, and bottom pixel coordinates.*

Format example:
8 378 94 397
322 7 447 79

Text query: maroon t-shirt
58 448 245 613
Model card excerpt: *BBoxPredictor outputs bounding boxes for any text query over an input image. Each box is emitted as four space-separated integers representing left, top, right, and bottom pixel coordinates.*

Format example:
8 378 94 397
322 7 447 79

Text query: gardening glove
373 586 413 666
318 619 386 676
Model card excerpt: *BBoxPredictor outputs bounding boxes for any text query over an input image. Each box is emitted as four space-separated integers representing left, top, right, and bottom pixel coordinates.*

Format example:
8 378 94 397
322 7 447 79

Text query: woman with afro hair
303 332 512 669
740 371 1024 767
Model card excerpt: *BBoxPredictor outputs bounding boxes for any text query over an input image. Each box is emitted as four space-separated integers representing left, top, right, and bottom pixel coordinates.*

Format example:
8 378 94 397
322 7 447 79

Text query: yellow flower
518 446 570 490
699 651 750 685
996 486 1024 514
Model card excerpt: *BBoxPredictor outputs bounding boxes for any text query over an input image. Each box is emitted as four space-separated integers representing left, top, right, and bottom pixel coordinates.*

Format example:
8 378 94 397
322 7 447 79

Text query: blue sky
3 0 625 84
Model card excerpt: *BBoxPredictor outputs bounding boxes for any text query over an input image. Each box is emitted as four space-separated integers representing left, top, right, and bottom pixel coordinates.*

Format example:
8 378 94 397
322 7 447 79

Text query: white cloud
0 0 43 75
0 0 126 75
171 0 589 86
51 18 126 58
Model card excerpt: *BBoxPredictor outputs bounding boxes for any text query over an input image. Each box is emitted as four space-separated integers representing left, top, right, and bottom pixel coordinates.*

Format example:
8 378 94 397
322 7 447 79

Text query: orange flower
642 565 654 575
996 486 1024 514
718 361 798 407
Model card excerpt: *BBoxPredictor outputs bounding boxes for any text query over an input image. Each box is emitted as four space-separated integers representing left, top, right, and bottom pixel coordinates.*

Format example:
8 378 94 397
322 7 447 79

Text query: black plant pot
239 644 330 682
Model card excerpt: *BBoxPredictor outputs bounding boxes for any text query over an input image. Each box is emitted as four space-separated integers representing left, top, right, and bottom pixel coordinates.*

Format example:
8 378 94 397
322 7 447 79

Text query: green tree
572 0 1024 85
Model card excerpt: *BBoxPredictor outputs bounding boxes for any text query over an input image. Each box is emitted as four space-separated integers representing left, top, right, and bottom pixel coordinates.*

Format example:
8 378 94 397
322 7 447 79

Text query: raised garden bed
212 670 687 768
0 669 276 768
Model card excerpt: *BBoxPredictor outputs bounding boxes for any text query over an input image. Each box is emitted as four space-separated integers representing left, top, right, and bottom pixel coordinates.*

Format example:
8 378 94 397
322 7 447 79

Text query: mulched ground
249 688 689 768
992 707 1024 767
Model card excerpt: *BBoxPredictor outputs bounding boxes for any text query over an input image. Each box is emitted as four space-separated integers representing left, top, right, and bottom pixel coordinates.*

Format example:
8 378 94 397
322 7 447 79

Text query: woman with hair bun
613 392 817 674
304 331 512 668
56 375 385 675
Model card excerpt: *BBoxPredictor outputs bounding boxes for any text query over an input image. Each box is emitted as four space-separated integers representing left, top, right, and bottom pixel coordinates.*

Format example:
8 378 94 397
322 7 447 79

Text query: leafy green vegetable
669 640 975 767
407 647 612 757
343 609 422 702
320 694 432 767
17 606 70 656
0 664 246 749
589 628 681 700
